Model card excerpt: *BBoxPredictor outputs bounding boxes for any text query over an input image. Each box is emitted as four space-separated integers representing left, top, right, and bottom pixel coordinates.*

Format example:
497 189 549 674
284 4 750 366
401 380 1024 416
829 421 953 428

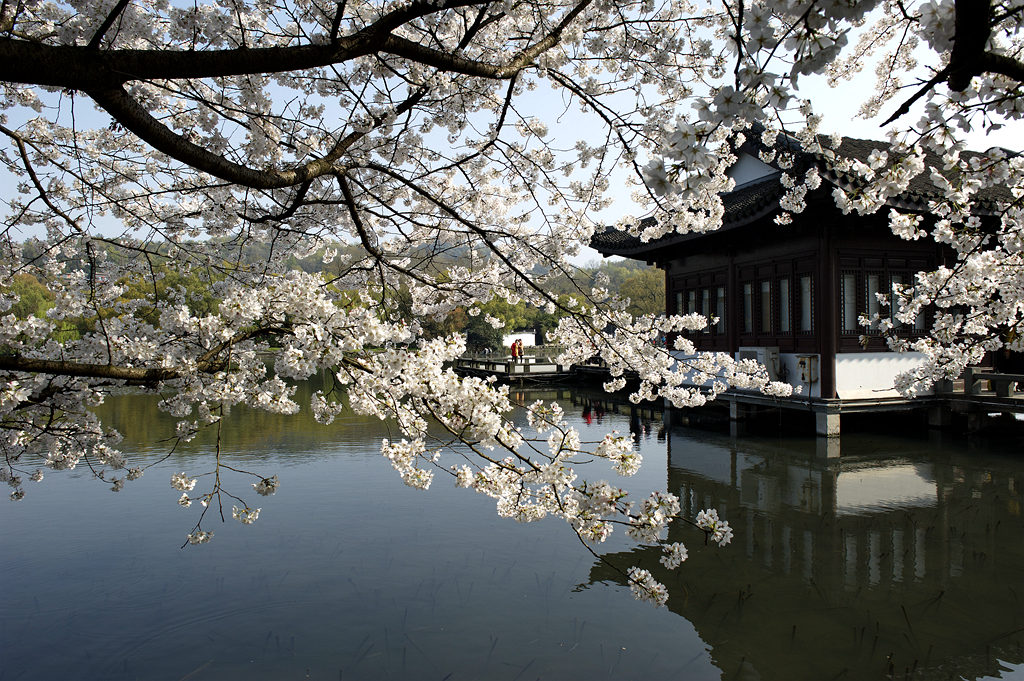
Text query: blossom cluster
627 566 669 607
253 475 279 496
696 508 734 546
595 432 641 476
232 506 261 525
659 542 689 569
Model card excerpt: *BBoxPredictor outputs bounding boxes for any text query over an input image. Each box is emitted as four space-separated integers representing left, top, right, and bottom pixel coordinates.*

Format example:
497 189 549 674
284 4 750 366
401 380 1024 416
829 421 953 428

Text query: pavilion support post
729 400 752 421
928 405 953 429
816 410 841 438
815 437 841 459
965 411 988 433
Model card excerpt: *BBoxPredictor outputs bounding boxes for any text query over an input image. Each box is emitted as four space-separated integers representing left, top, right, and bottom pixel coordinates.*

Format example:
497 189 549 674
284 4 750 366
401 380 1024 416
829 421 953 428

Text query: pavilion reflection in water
589 426 1024 681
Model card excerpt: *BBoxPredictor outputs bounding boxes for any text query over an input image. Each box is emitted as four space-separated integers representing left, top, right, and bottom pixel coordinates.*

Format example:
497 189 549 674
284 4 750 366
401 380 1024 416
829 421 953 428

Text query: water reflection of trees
94 385 598 464
588 429 1024 681
92 380 398 463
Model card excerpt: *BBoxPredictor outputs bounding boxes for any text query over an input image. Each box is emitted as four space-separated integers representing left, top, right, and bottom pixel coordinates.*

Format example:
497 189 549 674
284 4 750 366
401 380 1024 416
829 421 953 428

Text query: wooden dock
715 367 1024 438
455 357 1024 436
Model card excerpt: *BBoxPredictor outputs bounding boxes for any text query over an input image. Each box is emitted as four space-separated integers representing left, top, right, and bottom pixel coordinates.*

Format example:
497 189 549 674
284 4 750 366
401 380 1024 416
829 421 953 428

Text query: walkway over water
454 354 572 383
720 371 1024 438
457 355 1024 438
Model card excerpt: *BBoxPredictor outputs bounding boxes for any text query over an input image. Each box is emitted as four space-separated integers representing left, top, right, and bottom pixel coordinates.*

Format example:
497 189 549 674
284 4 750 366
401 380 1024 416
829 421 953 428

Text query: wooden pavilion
592 134 1010 436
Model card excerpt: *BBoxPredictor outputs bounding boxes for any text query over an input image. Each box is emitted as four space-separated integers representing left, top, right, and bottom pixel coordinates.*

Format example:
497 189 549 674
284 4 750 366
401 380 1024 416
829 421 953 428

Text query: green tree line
6 239 663 351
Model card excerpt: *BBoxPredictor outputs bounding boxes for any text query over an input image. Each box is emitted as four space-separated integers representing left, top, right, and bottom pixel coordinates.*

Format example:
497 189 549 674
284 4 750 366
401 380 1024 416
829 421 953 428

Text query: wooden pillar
663 264 671 315
728 254 739 356
818 211 838 399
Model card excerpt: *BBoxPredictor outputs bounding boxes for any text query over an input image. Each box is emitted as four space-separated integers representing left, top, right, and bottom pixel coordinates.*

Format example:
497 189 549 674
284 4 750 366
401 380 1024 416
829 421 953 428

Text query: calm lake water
4 386 1024 681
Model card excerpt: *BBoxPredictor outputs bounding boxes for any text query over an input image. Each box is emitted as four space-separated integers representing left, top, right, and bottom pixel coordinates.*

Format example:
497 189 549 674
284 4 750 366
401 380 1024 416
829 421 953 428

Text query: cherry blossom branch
1 0 486 86
880 66 950 128
0 124 85 234
0 324 278 384
86 0 132 50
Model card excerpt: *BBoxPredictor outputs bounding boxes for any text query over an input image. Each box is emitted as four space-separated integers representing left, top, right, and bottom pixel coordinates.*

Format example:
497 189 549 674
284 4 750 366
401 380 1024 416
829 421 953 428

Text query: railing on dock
454 353 569 379
955 366 1024 398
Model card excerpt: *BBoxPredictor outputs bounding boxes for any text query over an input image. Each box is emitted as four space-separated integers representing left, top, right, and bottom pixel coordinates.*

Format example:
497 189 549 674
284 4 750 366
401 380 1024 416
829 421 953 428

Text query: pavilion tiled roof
805 136 1013 211
591 175 784 257
592 133 1015 258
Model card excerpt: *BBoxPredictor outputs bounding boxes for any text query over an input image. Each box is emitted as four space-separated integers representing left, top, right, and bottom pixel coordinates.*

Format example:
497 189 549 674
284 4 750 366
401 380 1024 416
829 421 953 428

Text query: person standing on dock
515 339 524 363
510 341 519 362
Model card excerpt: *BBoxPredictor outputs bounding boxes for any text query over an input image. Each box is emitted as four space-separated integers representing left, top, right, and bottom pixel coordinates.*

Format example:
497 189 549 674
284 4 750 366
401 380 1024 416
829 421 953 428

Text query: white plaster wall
834 352 930 399
670 351 822 399
501 332 536 347
727 152 777 187
778 353 821 399
668 350 928 400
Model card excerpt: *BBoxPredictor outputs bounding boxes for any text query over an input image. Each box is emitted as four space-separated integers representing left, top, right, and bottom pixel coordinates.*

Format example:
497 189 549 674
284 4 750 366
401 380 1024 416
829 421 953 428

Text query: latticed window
737 257 815 346
838 254 931 347
798 275 813 333
669 269 728 347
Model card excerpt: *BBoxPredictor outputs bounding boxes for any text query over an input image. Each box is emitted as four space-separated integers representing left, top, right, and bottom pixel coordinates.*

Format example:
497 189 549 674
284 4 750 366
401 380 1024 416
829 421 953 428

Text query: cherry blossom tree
1 0 1021 604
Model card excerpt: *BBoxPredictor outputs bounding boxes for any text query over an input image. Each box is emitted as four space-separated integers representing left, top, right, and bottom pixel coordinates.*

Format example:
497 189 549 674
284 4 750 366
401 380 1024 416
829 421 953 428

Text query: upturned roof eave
592 196 785 259
593 131 1014 258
